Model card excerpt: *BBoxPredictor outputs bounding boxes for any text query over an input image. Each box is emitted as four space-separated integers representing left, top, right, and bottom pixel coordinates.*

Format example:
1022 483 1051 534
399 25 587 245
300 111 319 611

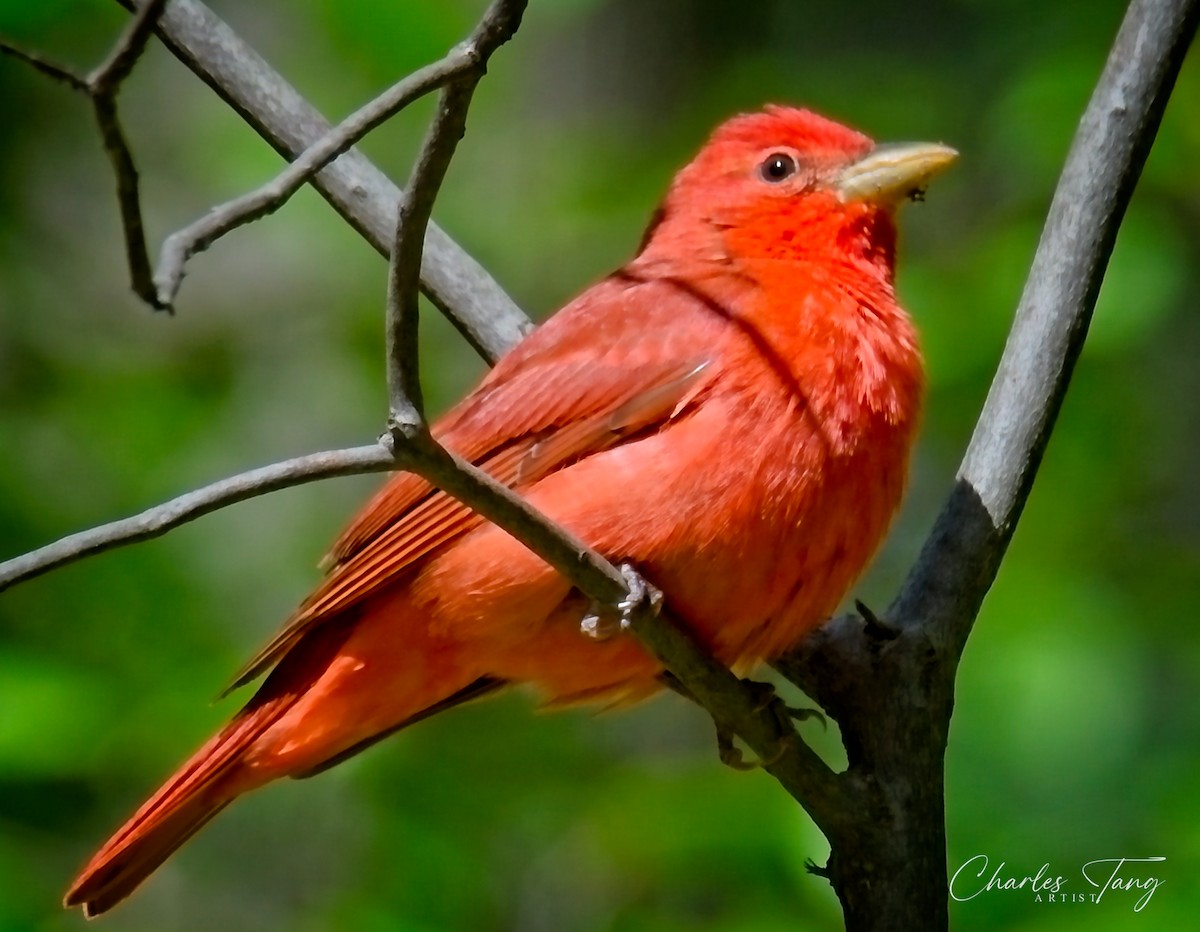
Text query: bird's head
639 105 956 275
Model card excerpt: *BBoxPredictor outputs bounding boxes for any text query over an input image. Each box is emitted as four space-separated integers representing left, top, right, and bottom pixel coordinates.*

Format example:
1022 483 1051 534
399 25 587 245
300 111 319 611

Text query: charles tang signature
950 855 1166 912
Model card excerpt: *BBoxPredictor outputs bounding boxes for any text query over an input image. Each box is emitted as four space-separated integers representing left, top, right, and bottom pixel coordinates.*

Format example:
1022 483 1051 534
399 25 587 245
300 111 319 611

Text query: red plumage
66 105 951 916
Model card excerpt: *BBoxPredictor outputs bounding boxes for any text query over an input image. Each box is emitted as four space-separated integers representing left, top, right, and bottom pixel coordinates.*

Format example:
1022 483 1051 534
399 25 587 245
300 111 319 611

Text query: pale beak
835 142 958 205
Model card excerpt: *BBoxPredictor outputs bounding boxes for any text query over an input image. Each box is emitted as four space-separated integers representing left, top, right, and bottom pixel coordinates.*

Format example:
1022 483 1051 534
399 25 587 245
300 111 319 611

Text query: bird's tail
64 612 502 917
64 614 362 917
63 698 289 917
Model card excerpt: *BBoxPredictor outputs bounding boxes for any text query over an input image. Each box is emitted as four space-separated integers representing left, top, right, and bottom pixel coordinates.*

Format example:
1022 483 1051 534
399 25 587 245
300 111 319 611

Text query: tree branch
114 0 533 361
384 0 526 426
771 2 1198 927
890 0 1199 652
2 0 168 309
153 36 495 311
0 41 88 91
0 444 401 593
385 81 468 427
89 0 167 94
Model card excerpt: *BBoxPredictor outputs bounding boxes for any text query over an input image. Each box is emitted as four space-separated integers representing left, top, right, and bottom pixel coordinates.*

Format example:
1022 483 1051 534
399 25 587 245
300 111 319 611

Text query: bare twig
89 0 167 94
0 444 401 593
385 0 526 426
92 93 159 307
154 44 491 311
2 0 168 309
114 0 533 361
0 41 88 90
385 82 475 428
88 0 170 310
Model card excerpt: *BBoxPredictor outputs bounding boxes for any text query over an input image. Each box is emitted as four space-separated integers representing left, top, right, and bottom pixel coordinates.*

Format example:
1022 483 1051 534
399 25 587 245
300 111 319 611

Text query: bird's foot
580 563 663 640
717 725 795 771
744 679 828 730
714 679 825 771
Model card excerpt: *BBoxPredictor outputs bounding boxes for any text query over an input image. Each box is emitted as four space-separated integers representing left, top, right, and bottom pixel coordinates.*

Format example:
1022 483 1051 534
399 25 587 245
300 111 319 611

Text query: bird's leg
588 574 827 773
855 598 900 640
580 563 663 640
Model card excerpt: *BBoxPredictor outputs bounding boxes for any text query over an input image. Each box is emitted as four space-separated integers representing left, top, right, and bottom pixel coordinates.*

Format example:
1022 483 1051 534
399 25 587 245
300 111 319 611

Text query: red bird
66 105 954 915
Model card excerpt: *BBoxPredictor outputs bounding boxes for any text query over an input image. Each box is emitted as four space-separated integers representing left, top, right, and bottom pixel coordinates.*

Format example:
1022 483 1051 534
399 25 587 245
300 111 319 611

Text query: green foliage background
1 1 1197 930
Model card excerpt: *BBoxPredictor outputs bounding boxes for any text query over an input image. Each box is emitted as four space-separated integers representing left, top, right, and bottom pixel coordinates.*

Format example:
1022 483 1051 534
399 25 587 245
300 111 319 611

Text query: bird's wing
224 274 730 693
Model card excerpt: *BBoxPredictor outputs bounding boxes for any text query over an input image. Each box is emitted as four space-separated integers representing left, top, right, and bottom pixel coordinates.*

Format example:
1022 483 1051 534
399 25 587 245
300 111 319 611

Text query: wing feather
227 274 736 693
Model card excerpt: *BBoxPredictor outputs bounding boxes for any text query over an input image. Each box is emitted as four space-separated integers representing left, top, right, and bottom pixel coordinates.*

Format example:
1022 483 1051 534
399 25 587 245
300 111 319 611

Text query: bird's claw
744 679 828 731
580 563 663 640
786 704 828 731
616 563 663 618
717 725 794 771
714 679 826 771
579 611 619 640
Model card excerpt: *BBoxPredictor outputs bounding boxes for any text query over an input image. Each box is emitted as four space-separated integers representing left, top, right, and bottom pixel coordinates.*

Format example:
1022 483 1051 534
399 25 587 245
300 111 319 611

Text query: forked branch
115 0 532 360
774 3 1198 926
154 15 517 313
2 0 168 309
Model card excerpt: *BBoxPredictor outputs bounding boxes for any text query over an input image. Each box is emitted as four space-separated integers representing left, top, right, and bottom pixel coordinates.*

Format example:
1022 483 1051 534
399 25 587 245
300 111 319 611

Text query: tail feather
65 612 362 916
63 702 285 916
70 799 230 918
64 607 495 915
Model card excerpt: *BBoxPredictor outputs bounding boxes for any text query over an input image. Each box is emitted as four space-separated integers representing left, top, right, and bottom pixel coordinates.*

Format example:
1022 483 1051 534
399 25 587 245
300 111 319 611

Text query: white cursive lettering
1081 857 1165 912
950 855 1067 902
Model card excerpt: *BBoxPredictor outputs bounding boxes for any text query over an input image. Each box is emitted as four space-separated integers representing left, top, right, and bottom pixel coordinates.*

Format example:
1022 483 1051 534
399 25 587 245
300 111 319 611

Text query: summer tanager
65 105 954 915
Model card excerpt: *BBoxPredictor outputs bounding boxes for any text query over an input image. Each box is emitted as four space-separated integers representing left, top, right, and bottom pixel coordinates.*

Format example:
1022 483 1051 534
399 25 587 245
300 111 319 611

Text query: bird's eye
758 152 798 183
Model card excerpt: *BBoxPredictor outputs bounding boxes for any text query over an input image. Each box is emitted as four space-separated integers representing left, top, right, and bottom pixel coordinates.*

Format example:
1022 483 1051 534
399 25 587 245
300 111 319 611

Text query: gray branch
115 0 533 362
0 445 401 592
382 0 527 426
890 0 1199 655
89 0 167 94
153 32 498 311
